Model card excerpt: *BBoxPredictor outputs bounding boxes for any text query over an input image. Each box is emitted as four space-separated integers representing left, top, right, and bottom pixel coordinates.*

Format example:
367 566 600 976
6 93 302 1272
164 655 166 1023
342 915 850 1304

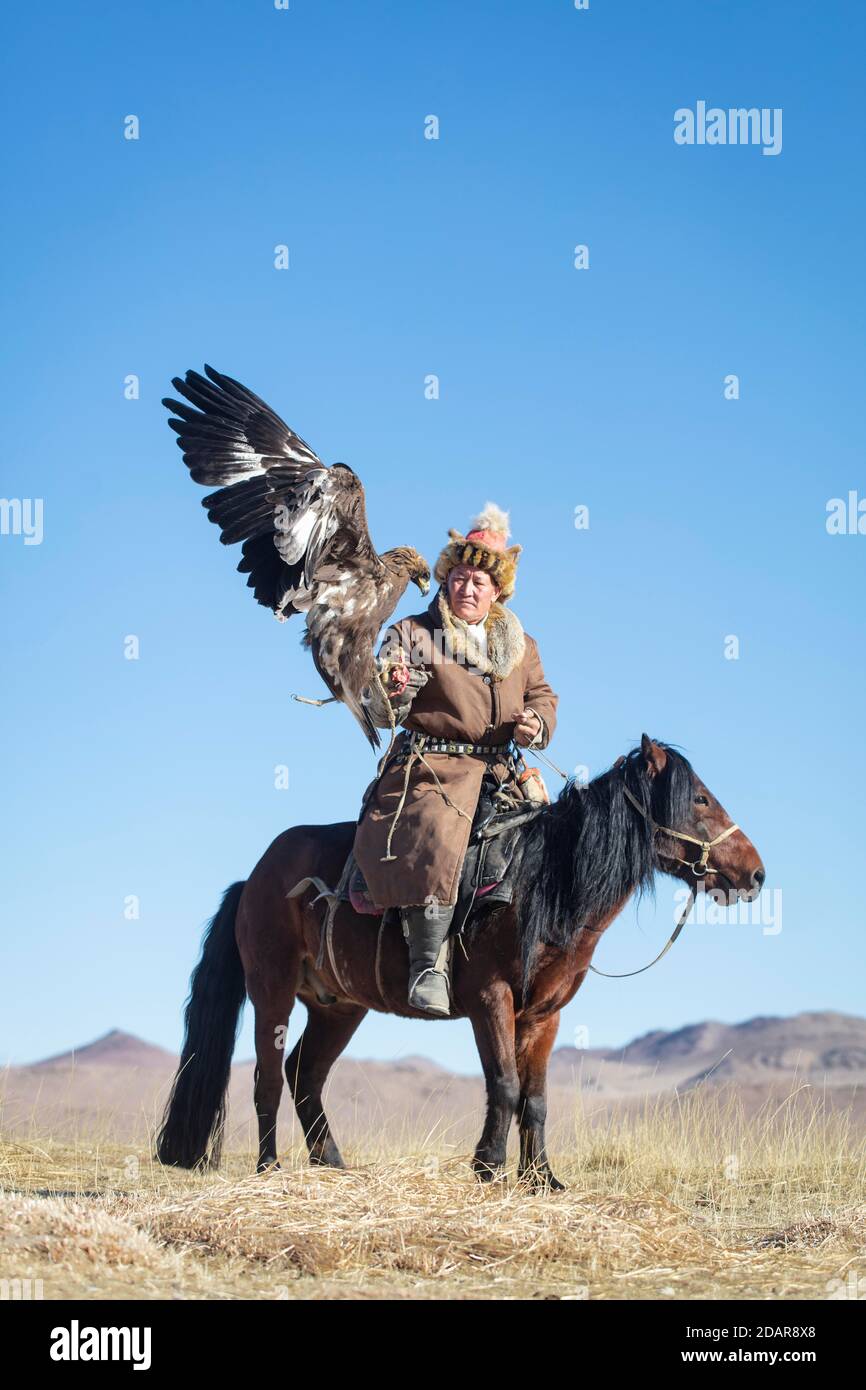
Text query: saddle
346 777 544 927
293 776 545 1008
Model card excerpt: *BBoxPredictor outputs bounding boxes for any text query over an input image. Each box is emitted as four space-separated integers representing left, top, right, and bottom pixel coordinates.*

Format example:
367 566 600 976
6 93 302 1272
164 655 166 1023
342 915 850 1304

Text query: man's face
447 564 500 622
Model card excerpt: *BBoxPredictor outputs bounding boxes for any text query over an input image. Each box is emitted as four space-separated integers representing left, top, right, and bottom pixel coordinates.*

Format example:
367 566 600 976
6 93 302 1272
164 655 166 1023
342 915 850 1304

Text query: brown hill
2 1013 863 1150
549 1011 866 1094
32 1029 176 1070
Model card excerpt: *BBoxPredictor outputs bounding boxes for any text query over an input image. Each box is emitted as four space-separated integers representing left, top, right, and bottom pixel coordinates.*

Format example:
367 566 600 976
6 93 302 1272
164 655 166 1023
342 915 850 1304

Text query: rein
588 774 740 980
521 745 742 978
587 886 696 979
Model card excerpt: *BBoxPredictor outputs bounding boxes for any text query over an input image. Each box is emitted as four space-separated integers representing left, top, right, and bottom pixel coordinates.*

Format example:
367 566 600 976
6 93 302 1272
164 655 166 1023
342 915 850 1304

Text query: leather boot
400 903 454 1017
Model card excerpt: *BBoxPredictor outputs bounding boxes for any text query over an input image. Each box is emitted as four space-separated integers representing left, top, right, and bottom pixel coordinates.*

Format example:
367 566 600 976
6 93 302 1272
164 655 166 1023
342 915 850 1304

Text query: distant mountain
2 1013 863 1145
32 1029 176 1070
549 1012 866 1084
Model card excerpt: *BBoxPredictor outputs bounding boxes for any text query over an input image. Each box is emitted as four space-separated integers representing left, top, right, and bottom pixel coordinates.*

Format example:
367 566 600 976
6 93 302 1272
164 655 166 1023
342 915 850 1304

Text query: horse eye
694 794 709 806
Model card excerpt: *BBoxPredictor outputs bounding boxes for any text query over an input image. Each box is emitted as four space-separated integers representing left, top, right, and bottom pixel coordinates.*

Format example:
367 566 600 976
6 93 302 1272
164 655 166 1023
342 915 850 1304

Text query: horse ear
640 733 667 777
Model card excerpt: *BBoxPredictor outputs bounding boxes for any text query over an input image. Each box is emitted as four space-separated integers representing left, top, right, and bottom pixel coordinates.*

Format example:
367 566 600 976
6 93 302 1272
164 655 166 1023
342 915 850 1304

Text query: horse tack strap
589 778 738 979
374 913 389 1006
286 873 394 1012
588 888 695 979
621 784 740 877
286 876 351 994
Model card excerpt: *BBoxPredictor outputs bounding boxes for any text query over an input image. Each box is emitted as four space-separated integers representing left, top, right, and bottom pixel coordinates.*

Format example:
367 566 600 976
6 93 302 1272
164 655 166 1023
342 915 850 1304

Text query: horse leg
515 1013 566 1192
250 984 298 1173
234 821 356 1174
468 986 520 1183
285 1000 367 1169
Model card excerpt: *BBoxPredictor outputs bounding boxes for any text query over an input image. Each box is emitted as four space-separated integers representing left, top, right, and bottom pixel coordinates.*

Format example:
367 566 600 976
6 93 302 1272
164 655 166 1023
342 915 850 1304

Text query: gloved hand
375 654 429 702
392 665 429 700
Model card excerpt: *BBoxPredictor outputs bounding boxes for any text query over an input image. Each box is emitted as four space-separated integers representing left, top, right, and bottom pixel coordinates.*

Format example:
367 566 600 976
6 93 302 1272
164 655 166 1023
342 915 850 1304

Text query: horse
155 734 764 1191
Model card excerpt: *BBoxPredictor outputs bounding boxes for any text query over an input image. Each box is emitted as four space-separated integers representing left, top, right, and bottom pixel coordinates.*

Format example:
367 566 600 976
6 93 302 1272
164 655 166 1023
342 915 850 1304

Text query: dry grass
1 1082 863 1300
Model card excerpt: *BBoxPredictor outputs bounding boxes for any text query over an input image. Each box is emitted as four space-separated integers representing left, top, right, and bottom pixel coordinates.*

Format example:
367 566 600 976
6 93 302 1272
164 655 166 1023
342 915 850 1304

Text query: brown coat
351 591 559 908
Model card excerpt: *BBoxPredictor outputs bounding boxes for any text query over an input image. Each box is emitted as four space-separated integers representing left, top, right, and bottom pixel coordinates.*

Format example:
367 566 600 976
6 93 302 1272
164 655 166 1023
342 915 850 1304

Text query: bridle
532 746 742 880
621 782 740 879
588 776 742 979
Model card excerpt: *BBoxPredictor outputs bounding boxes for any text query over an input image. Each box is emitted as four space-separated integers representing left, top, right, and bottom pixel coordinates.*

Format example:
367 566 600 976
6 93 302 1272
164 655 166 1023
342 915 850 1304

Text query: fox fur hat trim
433 502 522 601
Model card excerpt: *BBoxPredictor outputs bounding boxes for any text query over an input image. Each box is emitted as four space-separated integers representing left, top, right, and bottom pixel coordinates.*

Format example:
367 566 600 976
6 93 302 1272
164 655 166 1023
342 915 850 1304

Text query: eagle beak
417 575 430 595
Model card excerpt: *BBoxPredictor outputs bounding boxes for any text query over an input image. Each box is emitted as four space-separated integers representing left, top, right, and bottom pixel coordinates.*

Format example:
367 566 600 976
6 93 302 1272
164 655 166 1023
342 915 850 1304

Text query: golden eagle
163 365 430 748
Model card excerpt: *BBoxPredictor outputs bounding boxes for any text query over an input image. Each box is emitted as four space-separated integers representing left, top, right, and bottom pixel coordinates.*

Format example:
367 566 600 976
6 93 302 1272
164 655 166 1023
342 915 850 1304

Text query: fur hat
433 502 522 601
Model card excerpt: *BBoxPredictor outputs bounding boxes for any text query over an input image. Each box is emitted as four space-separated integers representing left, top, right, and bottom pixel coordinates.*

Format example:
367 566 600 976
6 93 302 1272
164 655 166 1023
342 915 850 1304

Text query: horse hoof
256 1158 281 1174
517 1168 567 1193
472 1161 507 1185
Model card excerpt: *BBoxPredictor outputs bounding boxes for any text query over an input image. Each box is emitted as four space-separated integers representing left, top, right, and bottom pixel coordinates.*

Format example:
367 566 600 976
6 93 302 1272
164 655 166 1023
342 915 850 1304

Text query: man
351 504 559 1017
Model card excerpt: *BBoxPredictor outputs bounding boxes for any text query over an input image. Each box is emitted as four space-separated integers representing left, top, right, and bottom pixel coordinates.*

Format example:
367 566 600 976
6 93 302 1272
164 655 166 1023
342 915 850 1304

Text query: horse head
626 733 765 903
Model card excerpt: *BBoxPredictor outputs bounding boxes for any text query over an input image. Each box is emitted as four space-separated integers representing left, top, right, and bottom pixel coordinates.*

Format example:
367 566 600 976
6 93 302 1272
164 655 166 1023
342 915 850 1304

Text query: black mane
507 742 697 992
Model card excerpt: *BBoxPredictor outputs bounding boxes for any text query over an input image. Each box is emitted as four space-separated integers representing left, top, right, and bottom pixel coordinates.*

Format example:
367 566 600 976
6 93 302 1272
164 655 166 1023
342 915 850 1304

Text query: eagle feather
164 365 430 748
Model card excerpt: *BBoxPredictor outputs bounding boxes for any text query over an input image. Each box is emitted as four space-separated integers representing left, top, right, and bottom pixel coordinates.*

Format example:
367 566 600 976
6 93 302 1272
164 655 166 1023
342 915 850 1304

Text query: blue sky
2 1 864 1073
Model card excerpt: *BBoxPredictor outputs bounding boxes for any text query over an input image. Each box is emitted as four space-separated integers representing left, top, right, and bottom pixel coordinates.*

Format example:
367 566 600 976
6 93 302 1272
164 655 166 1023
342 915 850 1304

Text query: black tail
155 881 247 1169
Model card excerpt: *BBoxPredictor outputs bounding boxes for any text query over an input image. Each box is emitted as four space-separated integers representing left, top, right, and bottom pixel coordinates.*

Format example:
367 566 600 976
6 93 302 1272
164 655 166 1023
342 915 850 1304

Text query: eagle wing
164 364 409 747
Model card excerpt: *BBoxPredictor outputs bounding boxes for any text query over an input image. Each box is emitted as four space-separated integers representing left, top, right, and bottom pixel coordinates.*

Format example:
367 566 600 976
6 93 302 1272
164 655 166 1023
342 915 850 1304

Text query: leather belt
424 739 509 756
395 734 512 759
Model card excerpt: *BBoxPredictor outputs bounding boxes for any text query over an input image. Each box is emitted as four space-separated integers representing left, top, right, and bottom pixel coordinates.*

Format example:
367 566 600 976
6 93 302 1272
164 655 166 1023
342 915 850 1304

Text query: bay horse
155 735 764 1191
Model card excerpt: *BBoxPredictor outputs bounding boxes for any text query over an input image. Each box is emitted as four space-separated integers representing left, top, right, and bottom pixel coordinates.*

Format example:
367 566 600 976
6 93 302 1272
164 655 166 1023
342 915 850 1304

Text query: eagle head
381 546 430 595
410 552 431 595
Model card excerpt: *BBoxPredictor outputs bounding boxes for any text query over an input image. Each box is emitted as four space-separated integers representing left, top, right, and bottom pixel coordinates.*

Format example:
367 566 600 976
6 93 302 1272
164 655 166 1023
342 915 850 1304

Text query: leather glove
375 654 430 702
391 665 430 701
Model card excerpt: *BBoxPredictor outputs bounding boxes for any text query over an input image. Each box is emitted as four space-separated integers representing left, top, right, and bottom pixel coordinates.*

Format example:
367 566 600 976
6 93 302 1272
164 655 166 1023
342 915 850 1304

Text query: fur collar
429 590 525 680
